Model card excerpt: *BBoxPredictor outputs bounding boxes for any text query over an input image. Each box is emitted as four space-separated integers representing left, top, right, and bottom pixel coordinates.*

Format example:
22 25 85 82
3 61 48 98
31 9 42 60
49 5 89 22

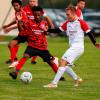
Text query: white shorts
62 47 84 64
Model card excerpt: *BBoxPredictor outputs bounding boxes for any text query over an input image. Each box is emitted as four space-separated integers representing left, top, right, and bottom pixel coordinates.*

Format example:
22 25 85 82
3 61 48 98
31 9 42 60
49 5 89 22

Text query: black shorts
24 46 54 62
13 35 28 44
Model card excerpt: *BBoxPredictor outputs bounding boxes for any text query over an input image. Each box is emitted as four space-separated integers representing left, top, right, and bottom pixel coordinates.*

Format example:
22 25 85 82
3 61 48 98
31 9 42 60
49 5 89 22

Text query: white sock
65 66 78 80
52 67 66 85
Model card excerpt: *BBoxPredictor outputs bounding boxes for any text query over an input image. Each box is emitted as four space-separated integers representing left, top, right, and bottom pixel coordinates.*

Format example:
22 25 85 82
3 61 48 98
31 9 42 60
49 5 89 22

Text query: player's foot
74 77 83 87
5 59 13 64
31 61 37 64
5 58 18 64
9 72 17 79
9 61 18 69
60 77 66 81
43 83 57 88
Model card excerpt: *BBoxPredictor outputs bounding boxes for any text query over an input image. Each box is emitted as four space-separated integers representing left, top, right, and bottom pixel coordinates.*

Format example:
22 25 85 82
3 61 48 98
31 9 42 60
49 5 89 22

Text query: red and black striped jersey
15 9 29 36
27 19 48 50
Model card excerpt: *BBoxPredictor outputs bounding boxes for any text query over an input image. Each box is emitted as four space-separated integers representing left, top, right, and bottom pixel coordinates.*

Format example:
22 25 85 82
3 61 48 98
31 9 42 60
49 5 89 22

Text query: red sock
16 57 27 72
47 62 58 73
9 47 17 61
15 45 19 55
31 56 37 62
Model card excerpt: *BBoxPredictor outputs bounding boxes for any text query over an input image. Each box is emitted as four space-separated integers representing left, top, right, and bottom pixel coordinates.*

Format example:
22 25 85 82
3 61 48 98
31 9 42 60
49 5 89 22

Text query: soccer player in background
44 5 99 88
76 0 86 19
2 0 29 64
2 0 55 64
9 6 63 80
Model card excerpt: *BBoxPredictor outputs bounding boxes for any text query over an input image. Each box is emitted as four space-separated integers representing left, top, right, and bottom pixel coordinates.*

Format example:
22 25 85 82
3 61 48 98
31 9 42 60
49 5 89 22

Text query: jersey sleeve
21 11 28 23
76 7 81 18
59 21 68 31
79 19 91 33
76 7 83 19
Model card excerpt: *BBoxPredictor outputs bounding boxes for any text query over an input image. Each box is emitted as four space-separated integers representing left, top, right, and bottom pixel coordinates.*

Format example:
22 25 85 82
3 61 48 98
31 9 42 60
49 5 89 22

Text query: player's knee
8 42 14 48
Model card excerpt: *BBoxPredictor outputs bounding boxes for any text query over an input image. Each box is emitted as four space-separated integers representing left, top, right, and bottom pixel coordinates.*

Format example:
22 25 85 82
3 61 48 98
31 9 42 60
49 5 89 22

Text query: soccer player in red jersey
3 0 29 64
9 6 64 80
23 0 55 64
76 0 85 19
3 0 55 64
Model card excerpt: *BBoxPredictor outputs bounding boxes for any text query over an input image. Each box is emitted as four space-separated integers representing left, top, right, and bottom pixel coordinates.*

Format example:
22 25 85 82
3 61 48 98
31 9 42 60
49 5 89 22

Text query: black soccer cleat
5 59 13 64
9 72 17 80
60 77 66 81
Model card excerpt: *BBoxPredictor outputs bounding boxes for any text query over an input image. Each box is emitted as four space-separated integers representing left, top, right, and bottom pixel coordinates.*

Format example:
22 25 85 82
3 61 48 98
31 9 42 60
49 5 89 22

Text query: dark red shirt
15 9 29 36
76 6 83 19
23 5 45 20
27 19 48 50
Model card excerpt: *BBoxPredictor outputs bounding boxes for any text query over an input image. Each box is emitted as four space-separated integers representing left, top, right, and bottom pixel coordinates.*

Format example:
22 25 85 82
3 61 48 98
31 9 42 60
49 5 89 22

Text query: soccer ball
20 72 32 83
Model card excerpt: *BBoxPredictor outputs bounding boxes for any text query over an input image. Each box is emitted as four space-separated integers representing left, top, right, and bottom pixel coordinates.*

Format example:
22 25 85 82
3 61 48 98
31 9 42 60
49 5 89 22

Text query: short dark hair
11 0 22 6
77 0 85 3
32 6 43 12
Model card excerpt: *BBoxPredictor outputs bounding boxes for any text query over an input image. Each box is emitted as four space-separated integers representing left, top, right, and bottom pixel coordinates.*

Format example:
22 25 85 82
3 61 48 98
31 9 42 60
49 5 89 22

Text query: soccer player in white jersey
44 5 99 88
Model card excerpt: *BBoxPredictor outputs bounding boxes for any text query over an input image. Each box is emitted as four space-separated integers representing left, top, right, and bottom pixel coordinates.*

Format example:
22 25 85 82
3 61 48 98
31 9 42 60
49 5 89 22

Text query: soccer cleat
9 72 17 79
9 61 18 69
5 59 13 64
31 61 37 64
60 77 66 81
74 77 83 87
5 58 18 64
43 83 57 88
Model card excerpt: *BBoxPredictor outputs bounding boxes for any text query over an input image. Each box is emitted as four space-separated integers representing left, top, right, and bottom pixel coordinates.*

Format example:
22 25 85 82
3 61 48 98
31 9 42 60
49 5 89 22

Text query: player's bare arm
44 16 55 29
2 18 16 29
87 31 100 48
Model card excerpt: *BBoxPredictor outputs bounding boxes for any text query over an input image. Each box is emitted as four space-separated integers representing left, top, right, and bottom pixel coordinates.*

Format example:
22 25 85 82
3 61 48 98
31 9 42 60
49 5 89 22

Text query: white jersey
60 19 90 48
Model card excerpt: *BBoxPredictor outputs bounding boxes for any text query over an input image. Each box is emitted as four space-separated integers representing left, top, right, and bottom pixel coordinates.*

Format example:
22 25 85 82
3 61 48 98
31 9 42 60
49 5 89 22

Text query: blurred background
0 0 100 36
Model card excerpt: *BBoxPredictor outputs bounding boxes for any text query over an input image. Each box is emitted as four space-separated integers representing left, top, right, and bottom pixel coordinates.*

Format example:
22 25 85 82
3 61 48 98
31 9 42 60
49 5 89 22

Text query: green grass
0 36 100 100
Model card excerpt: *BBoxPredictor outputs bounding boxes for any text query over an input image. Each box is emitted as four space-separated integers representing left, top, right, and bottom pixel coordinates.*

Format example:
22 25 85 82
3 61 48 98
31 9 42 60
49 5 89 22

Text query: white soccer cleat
74 77 83 87
8 61 18 69
43 83 57 88
53 57 59 67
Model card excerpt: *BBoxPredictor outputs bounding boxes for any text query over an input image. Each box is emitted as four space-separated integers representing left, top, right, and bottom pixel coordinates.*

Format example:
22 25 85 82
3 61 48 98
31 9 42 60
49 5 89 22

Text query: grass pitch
0 36 100 100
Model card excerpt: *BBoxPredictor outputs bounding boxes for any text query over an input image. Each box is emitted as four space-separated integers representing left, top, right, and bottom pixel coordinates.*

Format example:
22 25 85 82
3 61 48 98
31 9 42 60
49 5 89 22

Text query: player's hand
95 43 100 49
3 27 12 33
17 14 22 21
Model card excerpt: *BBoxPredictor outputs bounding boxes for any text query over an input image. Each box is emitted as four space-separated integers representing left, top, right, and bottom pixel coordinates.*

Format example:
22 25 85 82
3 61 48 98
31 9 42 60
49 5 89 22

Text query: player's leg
44 47 84 88
39 50 65 81
39 50 58 73
9 46 32 79
8 35 28 67
44 59 67 88
5 39 19 64
47 57 58 73
31 56 37 64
